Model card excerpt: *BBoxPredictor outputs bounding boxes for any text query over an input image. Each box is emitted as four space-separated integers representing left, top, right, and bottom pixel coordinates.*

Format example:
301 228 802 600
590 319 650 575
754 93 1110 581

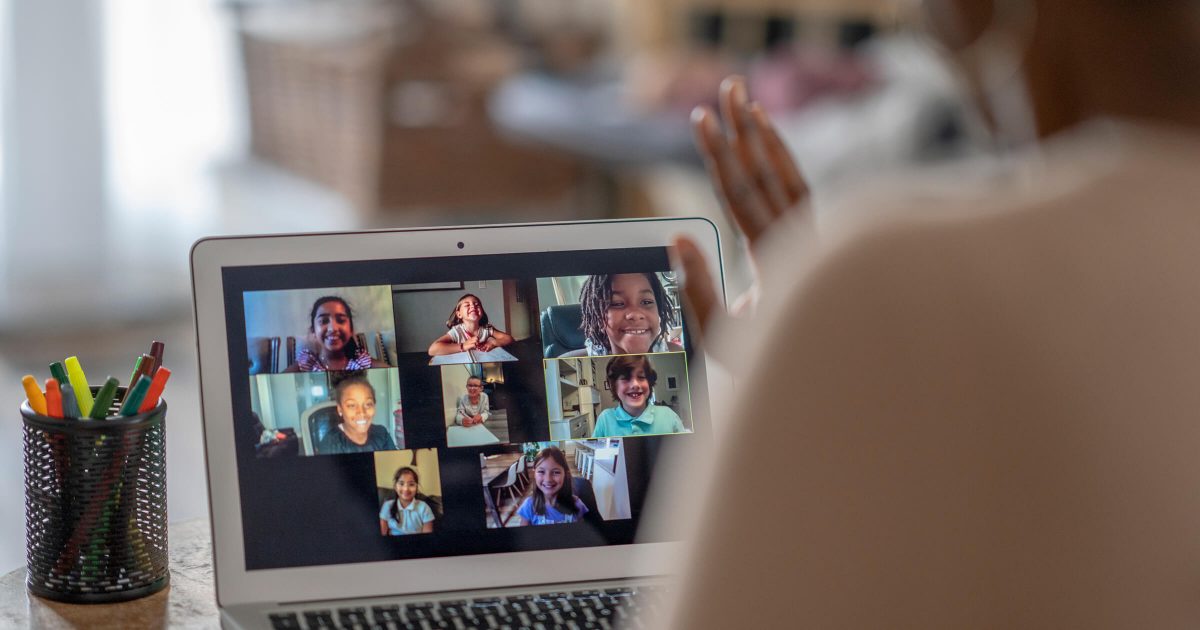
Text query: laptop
190 218 725 629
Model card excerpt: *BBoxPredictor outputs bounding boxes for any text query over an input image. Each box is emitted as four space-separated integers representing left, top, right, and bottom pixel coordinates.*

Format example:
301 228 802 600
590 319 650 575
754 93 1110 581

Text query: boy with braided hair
566 273 682 357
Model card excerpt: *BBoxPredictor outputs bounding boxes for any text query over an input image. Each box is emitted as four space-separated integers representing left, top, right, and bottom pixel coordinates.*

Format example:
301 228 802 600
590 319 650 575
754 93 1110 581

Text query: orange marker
44 378 63 418
22 375 47 415
138 367 171 413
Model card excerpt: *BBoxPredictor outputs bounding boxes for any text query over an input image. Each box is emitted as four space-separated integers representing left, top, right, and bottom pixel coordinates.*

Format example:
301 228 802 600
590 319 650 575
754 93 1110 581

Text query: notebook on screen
190 219 725 629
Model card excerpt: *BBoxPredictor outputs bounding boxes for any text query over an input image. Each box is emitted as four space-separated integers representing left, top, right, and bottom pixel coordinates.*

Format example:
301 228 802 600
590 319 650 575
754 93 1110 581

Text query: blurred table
0 519 217 629
490 73 697 166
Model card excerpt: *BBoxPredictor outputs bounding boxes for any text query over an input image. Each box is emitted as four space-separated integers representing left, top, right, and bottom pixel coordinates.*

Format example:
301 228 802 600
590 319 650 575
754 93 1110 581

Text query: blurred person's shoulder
761 119 1200 303
732 118 1200 372
672 121 1200 629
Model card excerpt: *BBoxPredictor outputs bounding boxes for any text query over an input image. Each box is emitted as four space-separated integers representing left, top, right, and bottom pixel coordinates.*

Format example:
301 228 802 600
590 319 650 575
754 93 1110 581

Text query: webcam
456 241 465 250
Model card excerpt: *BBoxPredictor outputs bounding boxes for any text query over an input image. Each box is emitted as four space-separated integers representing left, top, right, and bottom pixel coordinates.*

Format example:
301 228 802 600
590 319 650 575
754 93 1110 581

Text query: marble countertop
0 519 218 629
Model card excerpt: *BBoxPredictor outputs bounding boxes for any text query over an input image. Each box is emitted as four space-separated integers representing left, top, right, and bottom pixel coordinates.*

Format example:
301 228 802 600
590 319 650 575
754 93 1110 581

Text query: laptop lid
190 218 725 608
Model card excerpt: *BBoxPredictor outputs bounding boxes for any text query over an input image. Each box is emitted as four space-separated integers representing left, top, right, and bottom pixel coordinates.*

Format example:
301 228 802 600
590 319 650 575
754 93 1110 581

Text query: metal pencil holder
21 387 169 603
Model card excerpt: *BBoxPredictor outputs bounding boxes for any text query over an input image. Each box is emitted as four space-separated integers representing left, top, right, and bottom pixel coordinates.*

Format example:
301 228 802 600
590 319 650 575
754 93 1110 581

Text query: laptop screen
222 247 705 570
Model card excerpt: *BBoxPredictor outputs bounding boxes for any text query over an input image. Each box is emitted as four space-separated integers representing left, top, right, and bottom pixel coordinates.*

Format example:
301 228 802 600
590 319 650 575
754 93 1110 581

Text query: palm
675 76 810 341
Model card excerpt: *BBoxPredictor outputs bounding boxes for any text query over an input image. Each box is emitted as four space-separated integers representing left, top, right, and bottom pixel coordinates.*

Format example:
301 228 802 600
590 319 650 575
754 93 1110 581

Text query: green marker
89 377 120 420
118 375 152 416
64 356 95 417
128 356 144 388
49 361 69 387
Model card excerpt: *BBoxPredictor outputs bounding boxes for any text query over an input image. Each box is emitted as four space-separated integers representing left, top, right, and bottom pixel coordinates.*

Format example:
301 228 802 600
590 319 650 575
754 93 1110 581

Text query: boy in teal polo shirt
592 355 688 438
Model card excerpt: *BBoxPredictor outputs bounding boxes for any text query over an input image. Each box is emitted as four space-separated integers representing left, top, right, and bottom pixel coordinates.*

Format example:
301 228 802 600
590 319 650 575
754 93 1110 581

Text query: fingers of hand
720 78 791 234
670 236 721 342
691 106 770 244
749 103 807 207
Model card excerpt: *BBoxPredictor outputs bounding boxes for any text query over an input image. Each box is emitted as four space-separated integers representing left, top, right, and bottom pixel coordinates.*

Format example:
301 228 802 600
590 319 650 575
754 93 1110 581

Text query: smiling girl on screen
517 447 588 526
428 294 515 357
286 296 388 372
379 466 434 535
568 274 682 357
318 377 396 454
592 355 686 438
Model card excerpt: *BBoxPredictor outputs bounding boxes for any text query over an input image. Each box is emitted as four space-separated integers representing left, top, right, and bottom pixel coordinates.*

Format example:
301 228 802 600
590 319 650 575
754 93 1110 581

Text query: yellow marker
64 356 95 417
21 375 47 415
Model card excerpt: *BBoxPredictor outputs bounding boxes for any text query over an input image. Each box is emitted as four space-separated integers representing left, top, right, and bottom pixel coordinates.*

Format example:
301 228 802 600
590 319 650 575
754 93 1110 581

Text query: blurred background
0 0 980 570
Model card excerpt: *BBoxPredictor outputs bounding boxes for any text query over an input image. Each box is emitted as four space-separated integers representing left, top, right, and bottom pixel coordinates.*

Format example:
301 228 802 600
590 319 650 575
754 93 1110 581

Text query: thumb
670 236 723 346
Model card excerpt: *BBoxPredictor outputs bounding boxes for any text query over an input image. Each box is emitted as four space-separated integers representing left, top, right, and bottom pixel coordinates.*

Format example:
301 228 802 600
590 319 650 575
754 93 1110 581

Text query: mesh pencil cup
21 386 169 603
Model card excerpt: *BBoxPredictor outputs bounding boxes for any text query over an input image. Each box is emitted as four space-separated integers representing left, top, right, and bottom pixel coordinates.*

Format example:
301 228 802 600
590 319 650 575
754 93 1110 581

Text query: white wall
1 0 107 322
0 1 243 329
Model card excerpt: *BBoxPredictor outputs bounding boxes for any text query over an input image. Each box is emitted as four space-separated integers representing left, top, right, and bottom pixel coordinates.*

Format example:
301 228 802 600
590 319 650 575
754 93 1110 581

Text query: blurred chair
300 400 339 455
248 336 280 375
540 304 584 357
234 0 584 216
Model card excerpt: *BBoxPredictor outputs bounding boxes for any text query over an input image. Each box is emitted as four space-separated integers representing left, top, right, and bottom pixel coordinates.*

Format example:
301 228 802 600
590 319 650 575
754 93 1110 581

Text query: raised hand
674 75 810 343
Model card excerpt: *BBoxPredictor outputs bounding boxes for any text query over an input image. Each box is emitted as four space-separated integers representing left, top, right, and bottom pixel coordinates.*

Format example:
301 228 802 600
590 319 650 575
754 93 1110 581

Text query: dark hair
605 354 658 394
333 376 376 405
466 375 483 386
578 273 677 354
446 293 491 329
391 466 420 521
527 446 578 517
308 295 362 359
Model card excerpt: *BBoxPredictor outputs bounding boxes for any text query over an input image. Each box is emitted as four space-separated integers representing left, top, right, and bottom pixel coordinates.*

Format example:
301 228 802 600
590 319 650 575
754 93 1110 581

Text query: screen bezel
191 219 725 607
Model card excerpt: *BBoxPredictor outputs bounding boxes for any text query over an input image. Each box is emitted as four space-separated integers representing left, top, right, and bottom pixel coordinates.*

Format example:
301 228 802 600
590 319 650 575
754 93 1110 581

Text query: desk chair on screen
300 401 339 455
540 304 584 358
248 337 281 375
489 462 522 525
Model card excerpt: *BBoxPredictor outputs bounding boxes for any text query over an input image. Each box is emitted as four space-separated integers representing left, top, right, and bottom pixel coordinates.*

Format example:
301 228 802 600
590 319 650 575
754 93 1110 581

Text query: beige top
665 121 1200 629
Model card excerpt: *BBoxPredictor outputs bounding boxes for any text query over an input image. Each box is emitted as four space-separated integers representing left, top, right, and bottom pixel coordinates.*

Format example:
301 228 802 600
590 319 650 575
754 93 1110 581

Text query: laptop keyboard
268 585 665 629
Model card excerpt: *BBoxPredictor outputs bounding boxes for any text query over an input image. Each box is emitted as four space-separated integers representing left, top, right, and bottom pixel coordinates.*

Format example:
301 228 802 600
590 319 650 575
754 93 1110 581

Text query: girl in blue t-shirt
379 466 435 535
516 447 588 526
